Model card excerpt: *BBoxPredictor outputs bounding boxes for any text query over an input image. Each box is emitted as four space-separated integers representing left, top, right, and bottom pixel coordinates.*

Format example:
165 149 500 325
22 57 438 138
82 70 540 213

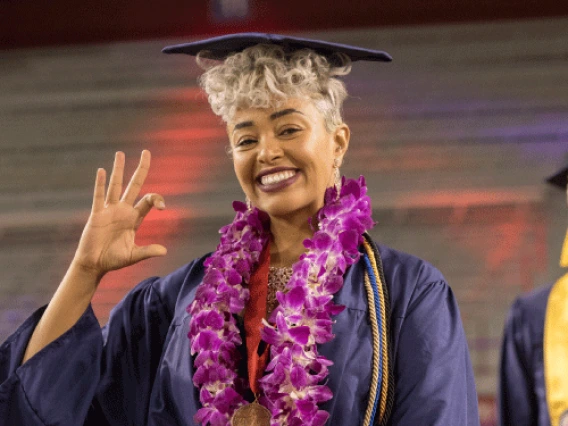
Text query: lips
259 170 296 185
256 167 300 192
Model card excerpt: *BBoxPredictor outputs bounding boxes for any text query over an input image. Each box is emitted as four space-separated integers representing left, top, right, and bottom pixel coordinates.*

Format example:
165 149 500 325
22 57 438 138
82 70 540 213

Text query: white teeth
260 170 296 185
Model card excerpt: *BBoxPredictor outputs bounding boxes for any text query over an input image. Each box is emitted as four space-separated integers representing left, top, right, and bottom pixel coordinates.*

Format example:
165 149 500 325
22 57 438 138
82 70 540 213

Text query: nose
257 135 283 164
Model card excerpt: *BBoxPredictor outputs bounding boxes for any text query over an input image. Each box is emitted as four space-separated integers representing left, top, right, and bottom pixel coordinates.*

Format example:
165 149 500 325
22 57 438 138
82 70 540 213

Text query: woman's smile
257 167 300 192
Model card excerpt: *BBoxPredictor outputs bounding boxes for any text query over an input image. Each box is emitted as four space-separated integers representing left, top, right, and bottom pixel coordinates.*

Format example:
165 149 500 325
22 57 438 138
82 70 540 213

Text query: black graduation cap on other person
162 32 392 65
546 163 568 190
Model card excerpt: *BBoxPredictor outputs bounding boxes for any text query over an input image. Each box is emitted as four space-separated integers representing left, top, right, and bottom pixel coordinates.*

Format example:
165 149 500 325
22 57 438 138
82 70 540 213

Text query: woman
0 33 479 425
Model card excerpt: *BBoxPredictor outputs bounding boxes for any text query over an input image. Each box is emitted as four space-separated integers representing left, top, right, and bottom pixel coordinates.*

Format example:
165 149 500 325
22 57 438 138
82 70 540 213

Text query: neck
269 211 316 268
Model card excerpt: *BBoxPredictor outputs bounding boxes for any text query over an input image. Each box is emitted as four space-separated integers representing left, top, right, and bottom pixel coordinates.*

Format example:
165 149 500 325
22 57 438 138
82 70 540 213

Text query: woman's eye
280 128 300 136
236 138 256 148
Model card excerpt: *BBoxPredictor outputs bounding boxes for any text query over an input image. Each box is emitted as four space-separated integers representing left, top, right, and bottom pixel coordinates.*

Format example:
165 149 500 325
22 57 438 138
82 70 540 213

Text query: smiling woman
0 33 479 426
229 98 349 259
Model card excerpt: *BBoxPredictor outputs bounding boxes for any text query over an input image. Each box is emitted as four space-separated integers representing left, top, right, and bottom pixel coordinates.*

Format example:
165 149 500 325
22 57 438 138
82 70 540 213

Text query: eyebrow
270 108 303 120
232 108 304 133
233 121 254 132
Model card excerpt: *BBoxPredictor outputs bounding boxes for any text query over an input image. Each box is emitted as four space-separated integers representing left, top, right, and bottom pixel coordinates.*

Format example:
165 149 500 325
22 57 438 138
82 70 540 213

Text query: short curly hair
197 44 352 132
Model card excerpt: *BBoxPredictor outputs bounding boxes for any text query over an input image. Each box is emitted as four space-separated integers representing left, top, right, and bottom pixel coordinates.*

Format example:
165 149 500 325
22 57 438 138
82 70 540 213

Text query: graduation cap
546 163 568 190
162 32 392 65
547 161 568 268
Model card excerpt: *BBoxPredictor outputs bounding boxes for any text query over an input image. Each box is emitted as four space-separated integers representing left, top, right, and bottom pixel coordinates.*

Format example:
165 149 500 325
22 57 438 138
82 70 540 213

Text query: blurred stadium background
1 2 568 424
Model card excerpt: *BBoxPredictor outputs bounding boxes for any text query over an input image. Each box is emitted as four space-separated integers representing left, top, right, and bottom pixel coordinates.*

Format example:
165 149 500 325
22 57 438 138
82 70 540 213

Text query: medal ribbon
244 245 271 395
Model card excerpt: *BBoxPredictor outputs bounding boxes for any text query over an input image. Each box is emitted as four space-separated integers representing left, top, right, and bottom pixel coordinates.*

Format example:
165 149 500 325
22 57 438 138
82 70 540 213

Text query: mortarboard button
162 32 392 65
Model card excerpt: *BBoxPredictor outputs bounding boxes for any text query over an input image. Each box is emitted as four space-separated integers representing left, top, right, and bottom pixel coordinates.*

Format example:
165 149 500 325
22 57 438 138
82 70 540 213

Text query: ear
332 123 350 165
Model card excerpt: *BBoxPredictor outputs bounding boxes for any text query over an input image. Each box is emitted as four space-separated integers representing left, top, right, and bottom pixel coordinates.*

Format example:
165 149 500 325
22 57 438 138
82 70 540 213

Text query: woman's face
228 97 349 221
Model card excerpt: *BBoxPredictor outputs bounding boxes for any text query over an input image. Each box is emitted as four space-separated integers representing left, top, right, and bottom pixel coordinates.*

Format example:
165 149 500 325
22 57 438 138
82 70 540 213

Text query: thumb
131 244 168 263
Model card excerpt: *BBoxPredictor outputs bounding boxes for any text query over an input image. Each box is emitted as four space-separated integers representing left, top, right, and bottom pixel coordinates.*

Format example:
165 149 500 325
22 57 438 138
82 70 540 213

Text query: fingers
122 150 151 205
95 151 158 214
132 244 168 263
92 168 107 213
134 193 166 220
106 152 125 204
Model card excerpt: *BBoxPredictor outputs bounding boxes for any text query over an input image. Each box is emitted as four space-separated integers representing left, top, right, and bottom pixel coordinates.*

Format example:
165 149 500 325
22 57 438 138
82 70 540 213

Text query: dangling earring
246 196 252 211
333 158 342 195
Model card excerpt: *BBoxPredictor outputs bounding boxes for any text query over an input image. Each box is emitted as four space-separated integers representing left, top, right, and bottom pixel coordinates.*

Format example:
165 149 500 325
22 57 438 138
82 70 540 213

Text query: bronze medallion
231 401 271 426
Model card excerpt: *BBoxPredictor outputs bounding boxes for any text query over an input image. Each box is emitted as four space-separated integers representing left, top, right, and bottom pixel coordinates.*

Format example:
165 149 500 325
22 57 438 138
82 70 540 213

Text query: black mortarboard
162 32 392 65
546 163 568 190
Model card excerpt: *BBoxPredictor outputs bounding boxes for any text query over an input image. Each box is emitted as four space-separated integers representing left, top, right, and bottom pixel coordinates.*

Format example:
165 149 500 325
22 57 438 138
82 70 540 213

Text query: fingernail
157 201 165 209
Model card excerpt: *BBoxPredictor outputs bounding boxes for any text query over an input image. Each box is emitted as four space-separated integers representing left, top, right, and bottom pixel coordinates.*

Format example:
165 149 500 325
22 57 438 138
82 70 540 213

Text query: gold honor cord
560 229 568 269
361 238 393 426
544 272 568 426
363 267 381 426
545 229 568 425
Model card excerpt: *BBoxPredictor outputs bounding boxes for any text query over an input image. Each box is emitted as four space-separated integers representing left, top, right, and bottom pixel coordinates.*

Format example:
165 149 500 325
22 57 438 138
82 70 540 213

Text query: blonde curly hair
198 44 352 132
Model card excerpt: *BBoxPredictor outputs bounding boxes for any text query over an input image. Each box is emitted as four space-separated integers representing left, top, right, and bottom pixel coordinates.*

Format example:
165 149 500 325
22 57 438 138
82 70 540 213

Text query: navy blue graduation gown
0 244 479 425
499 285 552 426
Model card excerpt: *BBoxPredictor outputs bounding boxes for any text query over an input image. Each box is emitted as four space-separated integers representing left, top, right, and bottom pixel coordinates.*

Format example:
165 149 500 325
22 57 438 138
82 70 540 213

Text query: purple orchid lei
187 176 374 426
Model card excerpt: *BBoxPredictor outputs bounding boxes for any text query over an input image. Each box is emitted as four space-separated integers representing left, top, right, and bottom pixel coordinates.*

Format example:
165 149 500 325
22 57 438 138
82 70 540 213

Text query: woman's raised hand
72 150 167 280
22 150 166 362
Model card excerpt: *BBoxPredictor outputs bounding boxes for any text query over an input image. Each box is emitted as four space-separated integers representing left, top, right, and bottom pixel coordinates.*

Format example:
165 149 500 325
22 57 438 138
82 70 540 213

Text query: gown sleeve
388 279 479 425
498 297 537 426
0 304 103 425
0 260 193 426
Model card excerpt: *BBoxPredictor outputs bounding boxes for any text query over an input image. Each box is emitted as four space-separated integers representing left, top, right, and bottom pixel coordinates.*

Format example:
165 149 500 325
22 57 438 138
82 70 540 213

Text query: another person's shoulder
505 284 552 337
512 284 552 314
